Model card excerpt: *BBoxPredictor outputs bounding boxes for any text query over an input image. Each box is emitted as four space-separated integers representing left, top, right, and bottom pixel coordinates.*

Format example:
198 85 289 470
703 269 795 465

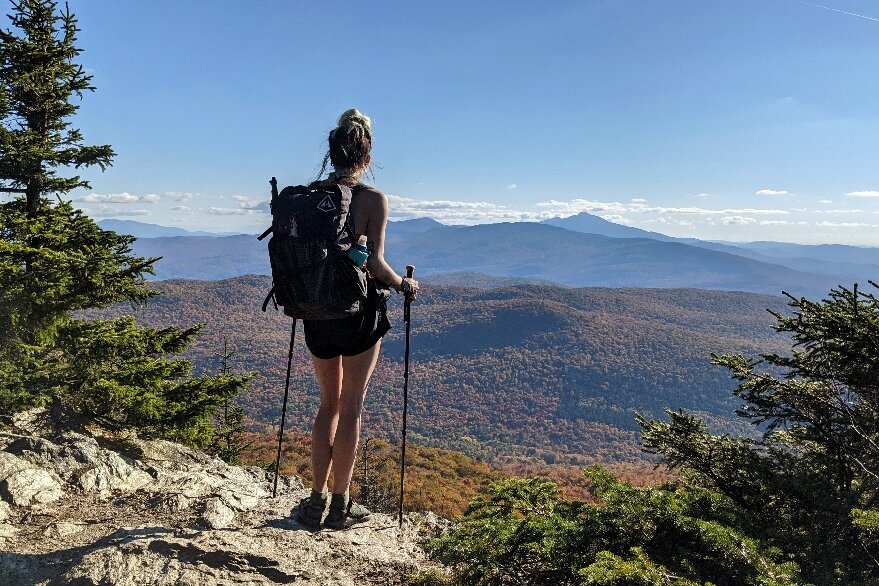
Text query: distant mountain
88 277 790 464
388 217 446 236
543 212 878 286
543 212 676 241
126 218 453 281
384 222 832 297
131 221 835 296
98 219 240 238
678 239 879 285
133 234 268 280
733 241 879 266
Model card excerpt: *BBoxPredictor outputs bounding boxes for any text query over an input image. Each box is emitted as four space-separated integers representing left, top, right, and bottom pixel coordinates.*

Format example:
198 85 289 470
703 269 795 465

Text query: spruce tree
640 282 879 583
0 0 113 216
209 339 249 464
0 0 247 448
428 283 878 584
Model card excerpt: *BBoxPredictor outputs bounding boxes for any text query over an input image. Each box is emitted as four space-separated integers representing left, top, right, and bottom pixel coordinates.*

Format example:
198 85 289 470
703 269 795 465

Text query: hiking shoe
324 494 371 530
296 492 328 529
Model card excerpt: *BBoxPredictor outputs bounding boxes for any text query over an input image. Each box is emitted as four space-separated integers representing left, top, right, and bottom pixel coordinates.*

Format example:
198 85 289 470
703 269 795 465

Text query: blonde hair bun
337 108 372 133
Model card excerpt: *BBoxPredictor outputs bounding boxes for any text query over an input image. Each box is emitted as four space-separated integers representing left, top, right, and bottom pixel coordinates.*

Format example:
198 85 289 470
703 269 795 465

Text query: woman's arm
361 189 418 299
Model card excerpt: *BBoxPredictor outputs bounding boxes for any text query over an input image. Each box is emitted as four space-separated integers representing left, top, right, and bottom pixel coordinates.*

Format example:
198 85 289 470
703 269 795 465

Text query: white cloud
387 194 550 224
756 189 790 196
814 209 863 214
643 217 668 225
225 195 271 214
505 184 518 190
83 205 151 218
165 192 195 201
141 194 162 203
846 190 879 198
79 192 139 203
338 192 864 230
696 193 712 198
535 199 789 217
206 207 253 215
816 221 878 228
818 199 833 204
172 205 191 212
722 216 757 225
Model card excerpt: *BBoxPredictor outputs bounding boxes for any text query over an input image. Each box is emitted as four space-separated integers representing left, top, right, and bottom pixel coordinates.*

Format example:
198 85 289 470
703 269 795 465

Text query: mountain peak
542 212 675 241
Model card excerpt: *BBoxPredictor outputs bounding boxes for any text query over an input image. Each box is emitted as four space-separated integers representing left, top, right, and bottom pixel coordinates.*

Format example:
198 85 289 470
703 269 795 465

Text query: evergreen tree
0 0 114 216
428 470 800 586
428 283 879 585
640 282 879 583
0 0 247 448
209 339 250 464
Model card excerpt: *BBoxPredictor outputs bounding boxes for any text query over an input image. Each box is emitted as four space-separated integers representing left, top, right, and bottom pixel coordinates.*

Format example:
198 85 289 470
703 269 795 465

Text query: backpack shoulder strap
336 183 357 244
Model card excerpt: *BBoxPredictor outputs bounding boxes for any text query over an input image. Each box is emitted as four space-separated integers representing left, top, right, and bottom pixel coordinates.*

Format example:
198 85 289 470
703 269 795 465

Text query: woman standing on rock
296 109 419 529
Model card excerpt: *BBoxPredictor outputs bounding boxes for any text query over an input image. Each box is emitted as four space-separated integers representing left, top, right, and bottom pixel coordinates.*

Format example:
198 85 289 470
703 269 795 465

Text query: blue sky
18 0 879 244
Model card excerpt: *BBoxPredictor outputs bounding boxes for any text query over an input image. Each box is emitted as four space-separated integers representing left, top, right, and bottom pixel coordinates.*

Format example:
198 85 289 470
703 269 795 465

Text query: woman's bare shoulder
355 185 388 210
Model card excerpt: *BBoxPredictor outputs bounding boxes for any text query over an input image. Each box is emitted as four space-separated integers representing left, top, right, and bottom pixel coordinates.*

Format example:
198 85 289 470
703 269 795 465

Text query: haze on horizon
8 0 878 246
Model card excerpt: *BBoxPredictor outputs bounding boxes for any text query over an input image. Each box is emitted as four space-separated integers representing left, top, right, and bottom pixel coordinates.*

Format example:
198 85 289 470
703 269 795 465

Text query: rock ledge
0 425 445 585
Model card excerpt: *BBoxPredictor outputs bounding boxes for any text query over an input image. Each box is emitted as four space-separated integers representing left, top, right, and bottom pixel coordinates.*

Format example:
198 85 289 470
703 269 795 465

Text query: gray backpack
259 178 368 319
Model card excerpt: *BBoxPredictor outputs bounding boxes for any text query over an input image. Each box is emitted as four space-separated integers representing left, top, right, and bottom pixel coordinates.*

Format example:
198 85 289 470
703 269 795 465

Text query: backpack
259 178 368 320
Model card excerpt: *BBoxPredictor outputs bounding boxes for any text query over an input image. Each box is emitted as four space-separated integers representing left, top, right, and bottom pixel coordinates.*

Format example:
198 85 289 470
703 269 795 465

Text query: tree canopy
0 0 249 451
0 0 113 215
426 283 879 585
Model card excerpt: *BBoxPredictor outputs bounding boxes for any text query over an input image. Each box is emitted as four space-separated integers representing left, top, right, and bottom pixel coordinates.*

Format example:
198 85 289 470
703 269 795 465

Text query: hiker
296 109 419 529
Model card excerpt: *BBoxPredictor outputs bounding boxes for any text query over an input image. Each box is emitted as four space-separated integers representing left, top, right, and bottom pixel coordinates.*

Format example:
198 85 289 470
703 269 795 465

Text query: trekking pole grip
404 266 415 321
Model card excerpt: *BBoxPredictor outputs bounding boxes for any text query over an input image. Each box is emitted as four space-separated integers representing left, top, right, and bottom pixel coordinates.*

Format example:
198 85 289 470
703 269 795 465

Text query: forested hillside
87 276 791 464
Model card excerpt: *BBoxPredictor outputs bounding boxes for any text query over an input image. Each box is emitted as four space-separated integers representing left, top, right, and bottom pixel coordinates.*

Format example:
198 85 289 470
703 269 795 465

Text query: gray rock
0 427 442 585
0 451 27 483
4 432 153 496
49 521 86 537
150 491 193 513
198 497 236 529
0 468 63 506
0 522 17 549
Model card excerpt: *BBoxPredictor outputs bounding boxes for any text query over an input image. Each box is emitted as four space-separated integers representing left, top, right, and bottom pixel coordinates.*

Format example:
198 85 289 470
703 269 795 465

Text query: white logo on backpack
317 195 337 213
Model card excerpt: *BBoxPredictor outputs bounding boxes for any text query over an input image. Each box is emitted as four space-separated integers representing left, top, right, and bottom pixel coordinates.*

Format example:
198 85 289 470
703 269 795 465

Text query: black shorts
303 293 391 360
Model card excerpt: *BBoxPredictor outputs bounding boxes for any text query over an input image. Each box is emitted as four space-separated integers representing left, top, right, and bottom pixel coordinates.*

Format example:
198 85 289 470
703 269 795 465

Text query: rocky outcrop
0 423 447 585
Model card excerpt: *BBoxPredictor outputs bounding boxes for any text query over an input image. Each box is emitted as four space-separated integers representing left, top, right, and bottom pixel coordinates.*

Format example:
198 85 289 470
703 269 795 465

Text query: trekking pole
273 319 297 498
398 265 415 528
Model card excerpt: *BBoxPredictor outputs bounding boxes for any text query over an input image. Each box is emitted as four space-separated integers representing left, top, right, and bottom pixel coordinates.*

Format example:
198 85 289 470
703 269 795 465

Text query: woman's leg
310 354 343 492
331 339 382 492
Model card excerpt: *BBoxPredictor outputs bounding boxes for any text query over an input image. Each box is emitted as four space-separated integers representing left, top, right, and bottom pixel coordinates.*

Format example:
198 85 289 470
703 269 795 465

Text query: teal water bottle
348 235 369 267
